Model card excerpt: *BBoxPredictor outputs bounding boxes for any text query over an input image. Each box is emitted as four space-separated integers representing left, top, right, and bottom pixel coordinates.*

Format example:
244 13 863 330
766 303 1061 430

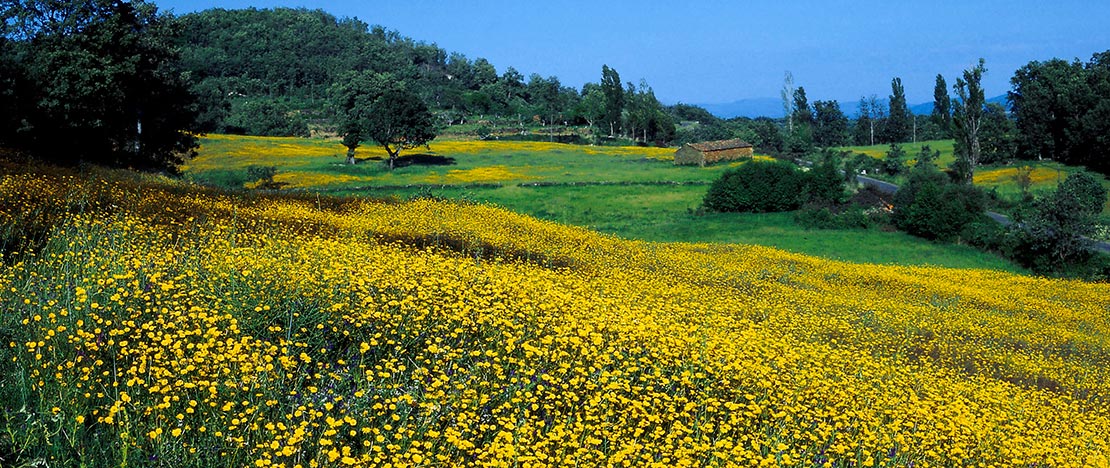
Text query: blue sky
156 0 1110 106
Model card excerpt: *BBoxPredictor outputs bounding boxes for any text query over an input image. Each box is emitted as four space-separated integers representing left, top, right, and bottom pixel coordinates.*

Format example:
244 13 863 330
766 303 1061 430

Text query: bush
246 165 280 189
892 165 987 241
1005 172 1108 274
882 143 907 176
703 161 808 213
962 221 1005 251
795 205 872 230
806 153 847 205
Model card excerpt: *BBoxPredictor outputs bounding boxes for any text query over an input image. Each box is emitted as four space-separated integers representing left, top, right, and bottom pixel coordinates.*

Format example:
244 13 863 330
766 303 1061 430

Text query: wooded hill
175 8 678 143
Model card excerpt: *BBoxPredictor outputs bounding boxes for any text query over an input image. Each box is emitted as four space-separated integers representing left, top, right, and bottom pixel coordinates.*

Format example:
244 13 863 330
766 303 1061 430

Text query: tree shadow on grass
392 153 456 168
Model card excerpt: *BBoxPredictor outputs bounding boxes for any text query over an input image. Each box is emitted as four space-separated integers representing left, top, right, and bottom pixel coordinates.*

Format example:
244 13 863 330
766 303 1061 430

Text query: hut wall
704 147 754 164
674 145 706 166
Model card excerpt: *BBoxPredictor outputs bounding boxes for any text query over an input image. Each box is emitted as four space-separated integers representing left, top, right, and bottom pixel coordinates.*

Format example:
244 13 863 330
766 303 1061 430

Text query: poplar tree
886 77 911 142
931 74 952 137
600 65 623 137
952 59 987 182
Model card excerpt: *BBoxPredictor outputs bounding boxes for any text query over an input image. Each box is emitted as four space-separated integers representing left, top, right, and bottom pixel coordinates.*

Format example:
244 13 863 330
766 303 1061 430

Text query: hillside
183 135 1025 272
2 162 1110 466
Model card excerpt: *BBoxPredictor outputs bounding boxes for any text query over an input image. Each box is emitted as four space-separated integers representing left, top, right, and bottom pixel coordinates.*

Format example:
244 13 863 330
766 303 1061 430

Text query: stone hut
674 139 754 166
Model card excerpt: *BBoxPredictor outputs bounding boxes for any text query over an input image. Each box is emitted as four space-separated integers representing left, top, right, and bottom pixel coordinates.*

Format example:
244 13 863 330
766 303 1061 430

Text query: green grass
184 134 1028 273
835 139 957 167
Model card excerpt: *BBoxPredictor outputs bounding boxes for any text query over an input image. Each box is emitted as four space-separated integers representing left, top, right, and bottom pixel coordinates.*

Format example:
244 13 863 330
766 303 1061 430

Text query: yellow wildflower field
2 162 1109 467
973 166 1065 186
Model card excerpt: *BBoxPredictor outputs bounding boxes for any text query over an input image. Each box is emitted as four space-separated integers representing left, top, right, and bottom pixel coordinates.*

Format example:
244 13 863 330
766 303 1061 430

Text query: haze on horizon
158 0 1110 107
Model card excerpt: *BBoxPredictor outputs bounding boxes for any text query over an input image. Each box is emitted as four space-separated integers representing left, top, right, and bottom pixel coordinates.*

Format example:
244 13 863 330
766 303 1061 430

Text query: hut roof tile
687 139 753 152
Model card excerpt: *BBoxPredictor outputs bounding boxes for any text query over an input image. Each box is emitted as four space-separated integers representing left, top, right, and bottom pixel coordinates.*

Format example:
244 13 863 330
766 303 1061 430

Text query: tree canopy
366 88 437 170
1010 52 1110 174
1 0 198 170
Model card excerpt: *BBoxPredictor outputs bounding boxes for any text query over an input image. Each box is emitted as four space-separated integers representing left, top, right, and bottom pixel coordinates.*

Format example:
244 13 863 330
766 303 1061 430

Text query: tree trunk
968 129 981 181
387 147 398 171
346 146 357 165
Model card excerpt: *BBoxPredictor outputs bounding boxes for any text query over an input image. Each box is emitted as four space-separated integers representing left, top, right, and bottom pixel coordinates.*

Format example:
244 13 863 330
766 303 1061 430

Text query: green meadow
836 139 958 167
185 134 1027 273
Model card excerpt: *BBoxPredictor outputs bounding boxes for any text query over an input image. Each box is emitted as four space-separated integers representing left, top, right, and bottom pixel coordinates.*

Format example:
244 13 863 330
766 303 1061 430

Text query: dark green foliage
224 99 309 137
669 103 721 125
246 165 279 188
813 100 849 147
1006 173 1107 273
962 220 1006 250
366 87 437 170
330 70 394 162
853 95 882 146
623 80 675 144
886 77 912 143
751 118 785 155
978 103 1017 164
914 145 941 168
1009 51 1110 174
1059 172 1108 216
576 82 606 131
672 122 734 146
703 161 808 213
792 87 814 127
931 74 951 138
787 87 815 155
883 143 907 176
2 0 198 171
912 117 947 142
600 65 624 136
169 8 685 143
892 164 987 241
795 205 873 230
806 152 847 205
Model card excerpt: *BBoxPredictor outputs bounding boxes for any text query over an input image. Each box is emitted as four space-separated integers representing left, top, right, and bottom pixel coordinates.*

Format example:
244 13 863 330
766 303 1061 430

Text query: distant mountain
700 94 1009 119
909 94 1010 116
696 98 786 119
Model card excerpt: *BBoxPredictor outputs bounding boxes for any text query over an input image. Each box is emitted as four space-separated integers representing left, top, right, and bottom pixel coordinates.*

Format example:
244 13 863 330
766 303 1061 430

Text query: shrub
892 165 986 241
1005 172 1108 273
806 152 847 205
703 161 808 213
246 165 279 189
795 205 872 230
883 143 907 176
962 220 1005 251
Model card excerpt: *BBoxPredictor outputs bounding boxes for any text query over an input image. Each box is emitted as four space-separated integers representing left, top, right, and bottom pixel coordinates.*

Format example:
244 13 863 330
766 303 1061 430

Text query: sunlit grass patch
836 139 956 167
184 134 352 171
974 165 1066 186
272 171 378 188
412 165 538 184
